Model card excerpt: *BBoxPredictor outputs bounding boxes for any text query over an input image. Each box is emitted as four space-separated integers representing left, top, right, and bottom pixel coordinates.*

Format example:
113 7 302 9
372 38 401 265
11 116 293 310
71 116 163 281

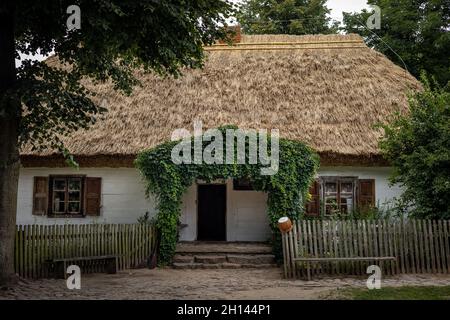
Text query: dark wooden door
197 184 226 241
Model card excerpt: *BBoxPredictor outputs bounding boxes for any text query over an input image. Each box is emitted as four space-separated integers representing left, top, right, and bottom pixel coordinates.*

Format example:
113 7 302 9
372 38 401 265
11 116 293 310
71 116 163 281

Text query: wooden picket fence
14 224 157 279
282 219 450 279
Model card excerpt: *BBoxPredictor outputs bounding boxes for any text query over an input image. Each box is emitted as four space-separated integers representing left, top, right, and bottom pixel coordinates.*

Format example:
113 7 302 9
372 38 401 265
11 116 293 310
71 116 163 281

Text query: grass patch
334 286 450 300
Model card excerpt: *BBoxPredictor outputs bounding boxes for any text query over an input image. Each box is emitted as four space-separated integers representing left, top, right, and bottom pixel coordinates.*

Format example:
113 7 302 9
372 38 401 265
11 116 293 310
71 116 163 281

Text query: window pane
341 182 353 194
53 191 66 213
340 185 354 214
68 202 80 213
53 179 66 191
69 191 80 201
324 182 337 194
340 196 353 206
325 196 338 215
68 179 81 191
325 196 337 204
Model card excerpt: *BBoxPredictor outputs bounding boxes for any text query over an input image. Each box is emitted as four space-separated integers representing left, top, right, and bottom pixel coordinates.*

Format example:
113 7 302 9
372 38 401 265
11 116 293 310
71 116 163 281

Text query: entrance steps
173 242 277 269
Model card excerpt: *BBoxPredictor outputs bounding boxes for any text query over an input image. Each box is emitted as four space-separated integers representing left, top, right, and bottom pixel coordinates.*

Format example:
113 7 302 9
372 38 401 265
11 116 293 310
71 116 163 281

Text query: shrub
379 76 450 219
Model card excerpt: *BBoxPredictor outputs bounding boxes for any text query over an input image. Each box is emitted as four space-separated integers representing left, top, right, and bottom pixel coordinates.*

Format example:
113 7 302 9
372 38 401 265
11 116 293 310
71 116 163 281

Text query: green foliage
342 0 450 89
347 203 398 220
236 0 338 35
137 212 157 225
135 127 319 264
4 0 233 154
333 286 450 300
378 76 450 219
304 199 399 221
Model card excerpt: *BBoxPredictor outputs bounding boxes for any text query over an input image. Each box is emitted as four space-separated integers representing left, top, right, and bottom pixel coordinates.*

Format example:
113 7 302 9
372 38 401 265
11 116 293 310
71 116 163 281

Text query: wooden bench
46 255 118 279
294 256 397 281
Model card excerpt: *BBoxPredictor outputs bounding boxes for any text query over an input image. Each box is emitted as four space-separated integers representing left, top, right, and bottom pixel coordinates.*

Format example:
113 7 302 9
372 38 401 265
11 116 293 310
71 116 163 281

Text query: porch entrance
197 184 226 241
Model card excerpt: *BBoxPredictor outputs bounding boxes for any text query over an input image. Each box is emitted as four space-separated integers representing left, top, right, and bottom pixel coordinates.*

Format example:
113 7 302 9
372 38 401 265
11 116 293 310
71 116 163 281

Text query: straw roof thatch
21 34 421 166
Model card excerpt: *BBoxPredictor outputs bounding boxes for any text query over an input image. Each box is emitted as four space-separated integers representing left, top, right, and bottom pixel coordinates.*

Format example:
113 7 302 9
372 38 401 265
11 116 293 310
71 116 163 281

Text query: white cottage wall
17 166 402 241
16 167 156 225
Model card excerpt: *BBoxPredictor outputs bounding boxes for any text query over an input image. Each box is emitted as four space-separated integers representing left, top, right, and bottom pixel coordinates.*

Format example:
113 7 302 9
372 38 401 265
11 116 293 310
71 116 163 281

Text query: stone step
173 255 195 263
172 262 278 270
173 263 220 269
226 254 275 265
176 242 272 255
175 253 275 264
173 242 276 269
194 255 227 264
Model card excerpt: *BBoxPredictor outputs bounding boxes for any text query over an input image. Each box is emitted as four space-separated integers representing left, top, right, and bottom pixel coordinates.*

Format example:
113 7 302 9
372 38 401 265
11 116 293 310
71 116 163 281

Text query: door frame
196 181 227 241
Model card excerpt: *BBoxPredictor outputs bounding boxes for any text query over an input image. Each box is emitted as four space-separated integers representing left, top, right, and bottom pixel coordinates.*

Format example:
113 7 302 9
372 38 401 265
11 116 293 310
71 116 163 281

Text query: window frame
320 176 357 216
48 175 86 217
233 178 255 191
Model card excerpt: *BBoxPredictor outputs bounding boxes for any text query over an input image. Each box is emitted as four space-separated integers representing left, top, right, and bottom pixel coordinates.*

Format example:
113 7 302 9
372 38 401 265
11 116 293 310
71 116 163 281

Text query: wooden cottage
18 34 421 242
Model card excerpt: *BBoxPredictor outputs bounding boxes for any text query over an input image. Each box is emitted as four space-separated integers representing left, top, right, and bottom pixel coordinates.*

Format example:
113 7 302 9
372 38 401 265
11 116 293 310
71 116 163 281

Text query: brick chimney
219 25 241 44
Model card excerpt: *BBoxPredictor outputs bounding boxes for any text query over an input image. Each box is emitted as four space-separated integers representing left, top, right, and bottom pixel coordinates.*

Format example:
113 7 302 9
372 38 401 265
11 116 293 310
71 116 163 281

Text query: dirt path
2 268 450 300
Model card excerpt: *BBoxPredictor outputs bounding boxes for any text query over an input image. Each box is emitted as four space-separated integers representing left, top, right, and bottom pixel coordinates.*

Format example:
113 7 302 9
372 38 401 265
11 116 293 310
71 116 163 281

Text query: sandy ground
1 267 450 300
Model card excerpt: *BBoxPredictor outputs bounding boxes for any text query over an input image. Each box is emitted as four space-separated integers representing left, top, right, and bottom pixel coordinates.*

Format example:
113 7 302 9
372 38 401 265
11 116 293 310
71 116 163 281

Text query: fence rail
282 219 450 279
14 224 157 279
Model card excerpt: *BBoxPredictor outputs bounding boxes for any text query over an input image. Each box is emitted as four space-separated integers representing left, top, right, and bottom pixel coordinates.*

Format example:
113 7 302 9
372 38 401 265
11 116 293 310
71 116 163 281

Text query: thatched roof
21 34 421 166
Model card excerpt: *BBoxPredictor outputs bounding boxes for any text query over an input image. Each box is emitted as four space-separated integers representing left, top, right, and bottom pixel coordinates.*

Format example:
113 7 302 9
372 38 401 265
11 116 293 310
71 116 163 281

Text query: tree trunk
0 1 19 286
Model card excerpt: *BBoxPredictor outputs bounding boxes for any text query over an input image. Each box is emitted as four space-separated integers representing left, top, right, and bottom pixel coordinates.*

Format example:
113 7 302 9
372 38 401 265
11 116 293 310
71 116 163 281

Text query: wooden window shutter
33 177 48 215
357 179 375 211
85 177 102 216
306 180 320 216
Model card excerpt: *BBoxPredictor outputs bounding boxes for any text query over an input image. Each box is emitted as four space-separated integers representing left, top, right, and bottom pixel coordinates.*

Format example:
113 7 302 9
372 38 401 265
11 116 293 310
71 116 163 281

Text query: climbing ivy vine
135 126 319 264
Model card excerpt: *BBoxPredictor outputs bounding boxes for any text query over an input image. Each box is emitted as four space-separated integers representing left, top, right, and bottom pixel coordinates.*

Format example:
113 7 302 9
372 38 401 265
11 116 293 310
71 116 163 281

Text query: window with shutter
33 177 48 215
304 177 376 217
48 175 85 216
85 177 102 216
305 180 320 216
32 175 101 217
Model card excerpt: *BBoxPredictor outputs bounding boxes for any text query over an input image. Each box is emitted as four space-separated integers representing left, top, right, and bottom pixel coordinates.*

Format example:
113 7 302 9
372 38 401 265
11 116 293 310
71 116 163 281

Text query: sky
327 0 370 23
16 0 370 67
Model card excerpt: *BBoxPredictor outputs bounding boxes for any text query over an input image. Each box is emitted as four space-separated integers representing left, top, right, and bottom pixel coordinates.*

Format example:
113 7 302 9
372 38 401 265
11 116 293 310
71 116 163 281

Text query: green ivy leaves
135 127 319 264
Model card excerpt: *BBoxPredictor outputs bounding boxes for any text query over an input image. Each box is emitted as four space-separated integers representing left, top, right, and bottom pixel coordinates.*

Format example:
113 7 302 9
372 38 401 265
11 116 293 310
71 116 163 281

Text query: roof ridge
205 39 367 51
211 39 364 47
206 34 366 51
204 45 367 52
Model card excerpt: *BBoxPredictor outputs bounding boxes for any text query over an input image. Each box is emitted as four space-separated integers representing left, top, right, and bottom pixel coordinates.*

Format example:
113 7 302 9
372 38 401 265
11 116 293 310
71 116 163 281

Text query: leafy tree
378 76 450 219
342 0 450 89
0 0 232 285
236 0 338 35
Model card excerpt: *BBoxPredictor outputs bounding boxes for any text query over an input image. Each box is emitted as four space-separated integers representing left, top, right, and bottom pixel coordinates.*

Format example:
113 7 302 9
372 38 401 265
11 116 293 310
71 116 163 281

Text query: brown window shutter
357 179 375 211
33 176 48 215
85 177 102 216
306 180 320 216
